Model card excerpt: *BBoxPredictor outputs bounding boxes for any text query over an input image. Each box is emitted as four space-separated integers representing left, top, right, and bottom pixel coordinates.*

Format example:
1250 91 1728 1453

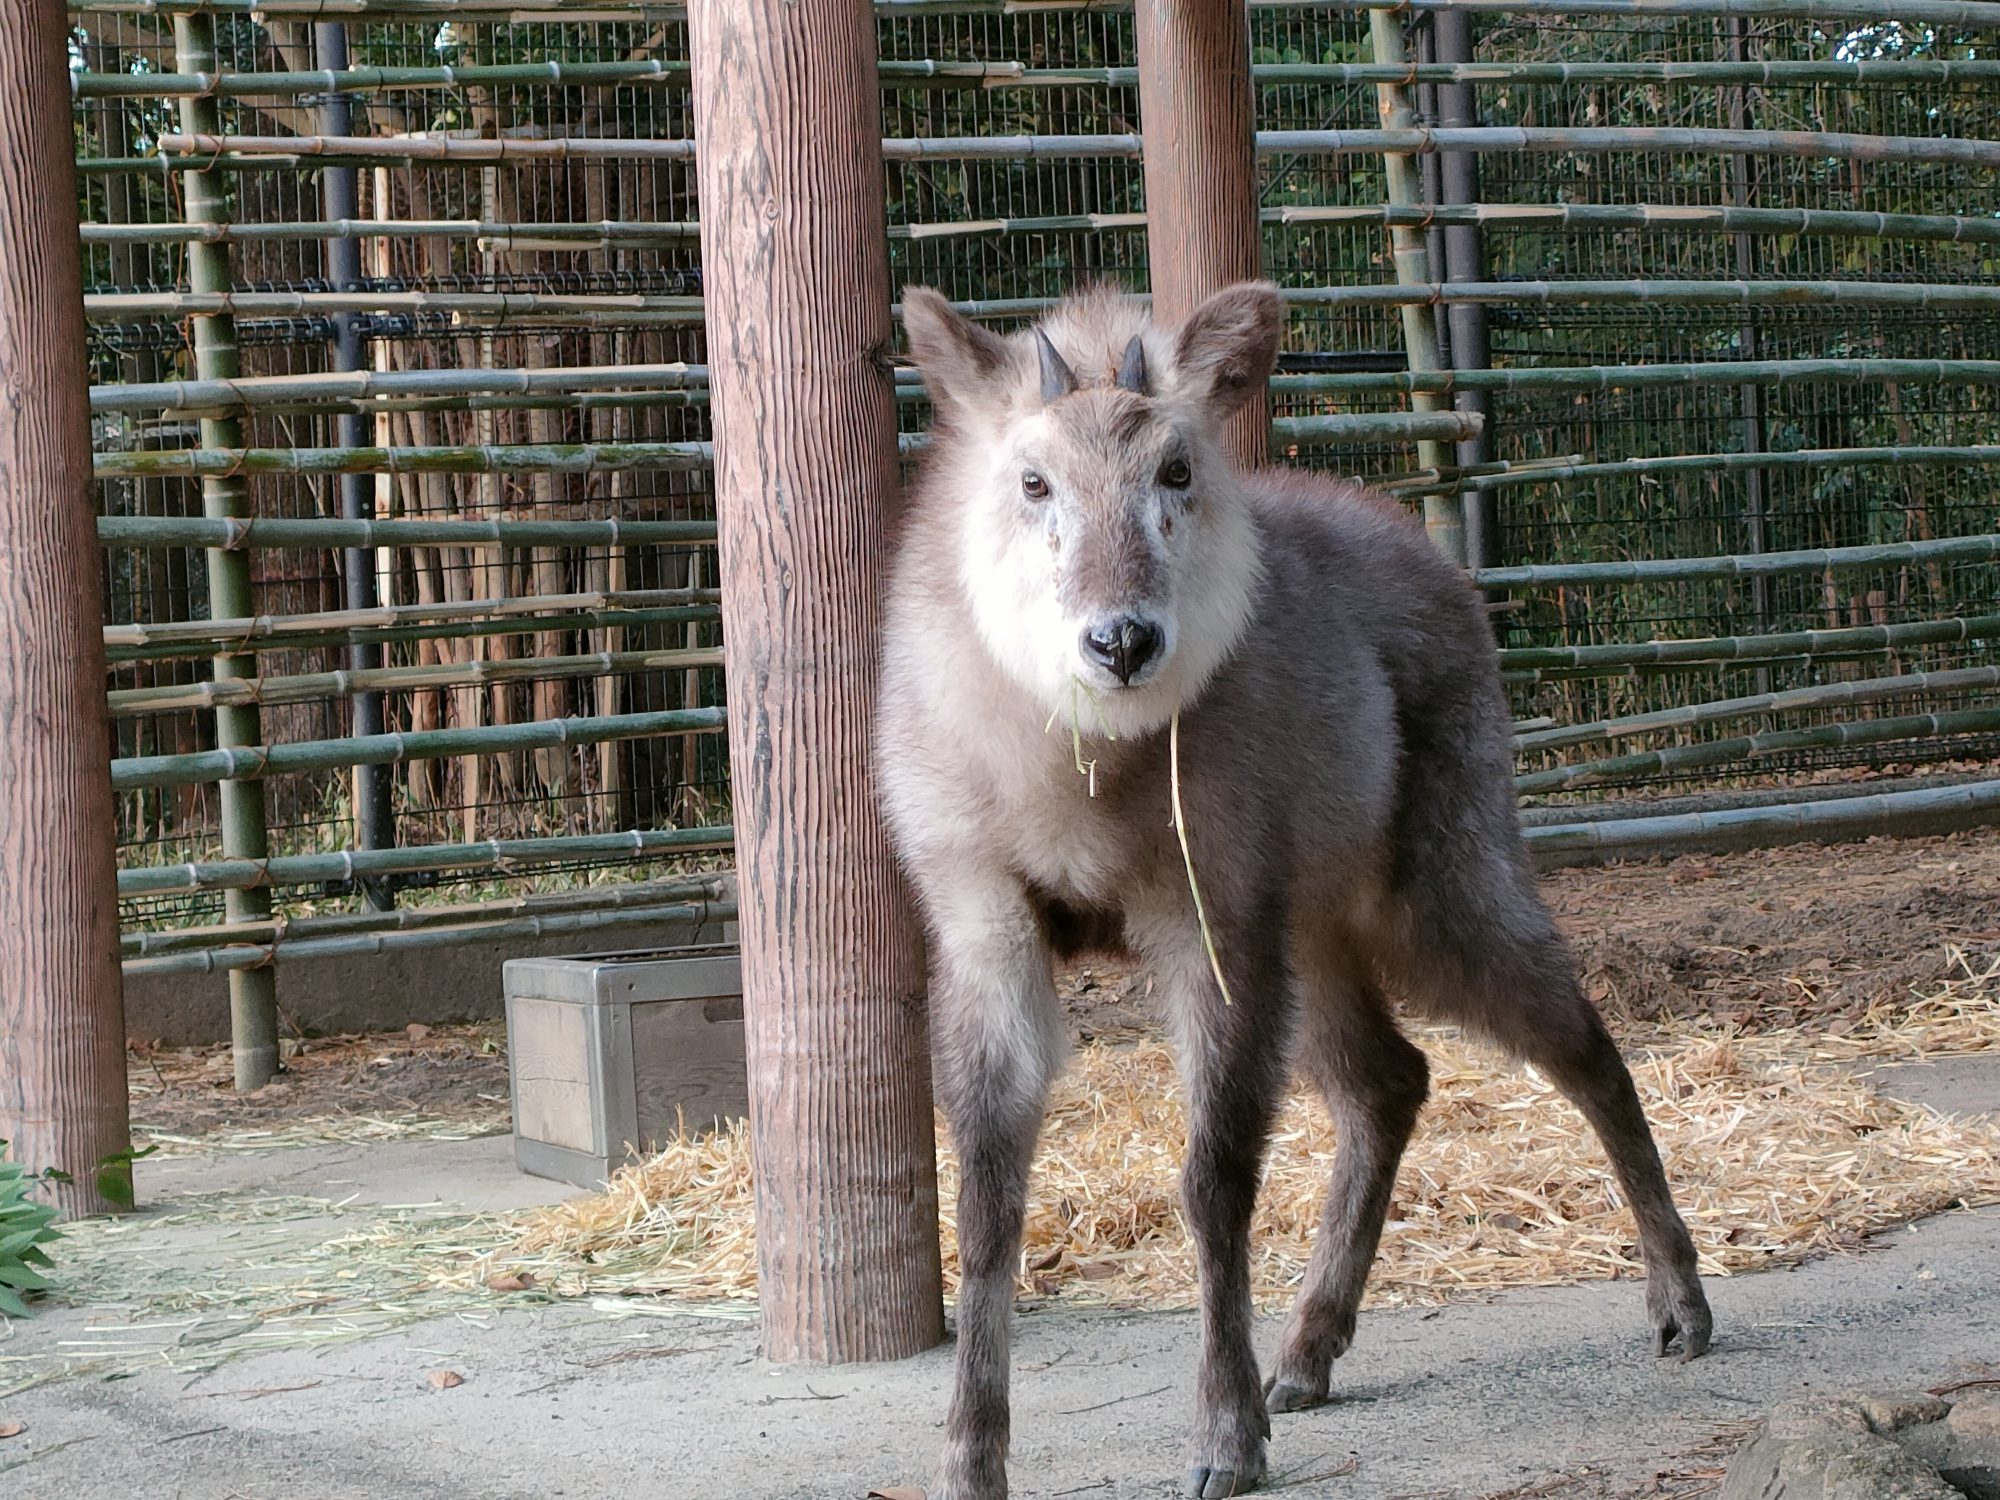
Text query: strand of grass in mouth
1169 710 1236 1007
1046 679 1115 797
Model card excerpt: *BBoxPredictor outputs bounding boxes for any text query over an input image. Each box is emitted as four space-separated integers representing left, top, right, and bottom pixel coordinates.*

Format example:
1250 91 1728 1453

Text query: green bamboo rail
1516 666 2000 754
96 516 718 549
1367 9 1461 562
108 647 724 716
1475 535 2000 590
64 0 2000 23
91 413 1472 482
69 58 2000 98
78 202 2000 249
86 282 2000 332
1523 778 2000 861
170 10 278 1088
85 289 708 323
111 706 729 791
105 608 720 664
121 873 729 956
1470 446 2000 491
109 647 723 716
83 355 2000 421
1499 614 2000 672
123 897 737 978
1516 706 2000 795
110 612 719 665
118 824 735 896
1285 280 2000 311
1273 411 1484 447
132 125 2000 173
1274 360 2000 397
104 588 717 650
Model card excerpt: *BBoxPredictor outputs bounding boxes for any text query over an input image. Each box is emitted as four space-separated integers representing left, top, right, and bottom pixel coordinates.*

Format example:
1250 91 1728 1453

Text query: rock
1862 1394 1955 1435
1820 1435 1965 1500
1726 1389 1985 1500
1768 1398 1873 1441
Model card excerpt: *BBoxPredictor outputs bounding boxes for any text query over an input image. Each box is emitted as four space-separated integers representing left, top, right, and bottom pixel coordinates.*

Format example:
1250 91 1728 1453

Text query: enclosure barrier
45 0 2000 1305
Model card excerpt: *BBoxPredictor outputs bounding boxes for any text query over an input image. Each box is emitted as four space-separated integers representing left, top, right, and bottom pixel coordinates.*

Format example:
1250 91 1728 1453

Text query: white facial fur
952 400 1263 741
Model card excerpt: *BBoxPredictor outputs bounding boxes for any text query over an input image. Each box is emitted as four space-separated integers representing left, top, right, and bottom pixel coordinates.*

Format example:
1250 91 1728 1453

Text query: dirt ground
127 828 2000 1142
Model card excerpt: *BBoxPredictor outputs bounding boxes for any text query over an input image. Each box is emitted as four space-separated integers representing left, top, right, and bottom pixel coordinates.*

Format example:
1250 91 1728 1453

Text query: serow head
901 281 1282 729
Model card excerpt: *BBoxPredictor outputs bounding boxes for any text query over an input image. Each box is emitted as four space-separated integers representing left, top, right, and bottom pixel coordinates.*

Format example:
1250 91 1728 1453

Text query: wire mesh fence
68 1 2000 965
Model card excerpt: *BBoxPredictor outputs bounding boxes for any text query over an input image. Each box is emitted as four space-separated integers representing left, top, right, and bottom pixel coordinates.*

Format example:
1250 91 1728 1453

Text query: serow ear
1173 281 1284 417
901 286 1013 423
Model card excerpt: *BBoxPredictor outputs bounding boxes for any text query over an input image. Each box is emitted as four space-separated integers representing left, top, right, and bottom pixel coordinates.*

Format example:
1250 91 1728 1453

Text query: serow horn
1036 328 1077 404
1115 334 1149 394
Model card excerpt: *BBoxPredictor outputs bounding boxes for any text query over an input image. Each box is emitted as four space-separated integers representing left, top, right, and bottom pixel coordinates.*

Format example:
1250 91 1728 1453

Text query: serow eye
1022 471 1050 500
1160 456 1192 489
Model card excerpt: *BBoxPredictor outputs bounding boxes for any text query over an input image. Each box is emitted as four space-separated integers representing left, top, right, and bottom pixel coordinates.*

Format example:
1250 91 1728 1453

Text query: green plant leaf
0 1285 30 1320
0 1264 50 1293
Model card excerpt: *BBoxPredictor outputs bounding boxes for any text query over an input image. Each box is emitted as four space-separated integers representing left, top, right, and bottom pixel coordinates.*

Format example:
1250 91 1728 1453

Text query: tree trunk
1134 0 1268 468
691 0 946 1364
0 0 133 1216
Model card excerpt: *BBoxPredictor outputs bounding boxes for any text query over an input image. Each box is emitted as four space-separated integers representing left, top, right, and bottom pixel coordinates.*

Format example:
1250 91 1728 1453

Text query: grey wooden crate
504 943 746 1188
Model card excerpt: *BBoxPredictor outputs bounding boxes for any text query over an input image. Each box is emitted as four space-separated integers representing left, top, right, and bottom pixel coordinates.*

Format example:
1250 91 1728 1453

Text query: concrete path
5 1071 2000 1500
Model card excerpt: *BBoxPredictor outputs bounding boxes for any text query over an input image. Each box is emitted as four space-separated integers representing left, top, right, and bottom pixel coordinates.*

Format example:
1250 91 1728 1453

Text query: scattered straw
480 976 2000 1310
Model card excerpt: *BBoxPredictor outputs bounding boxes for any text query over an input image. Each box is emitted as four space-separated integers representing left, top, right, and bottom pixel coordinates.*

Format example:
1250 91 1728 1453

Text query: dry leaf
0 1422 23 1440
485 1271 536 1292
866 1487 926 1500
427 1370 464 1390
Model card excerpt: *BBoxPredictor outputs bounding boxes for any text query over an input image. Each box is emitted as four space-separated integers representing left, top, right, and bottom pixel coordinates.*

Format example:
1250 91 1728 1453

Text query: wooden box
504 945 747 1188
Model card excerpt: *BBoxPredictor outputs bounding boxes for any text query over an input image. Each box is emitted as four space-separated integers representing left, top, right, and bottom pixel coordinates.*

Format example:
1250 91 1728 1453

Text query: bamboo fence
68 0 2000 996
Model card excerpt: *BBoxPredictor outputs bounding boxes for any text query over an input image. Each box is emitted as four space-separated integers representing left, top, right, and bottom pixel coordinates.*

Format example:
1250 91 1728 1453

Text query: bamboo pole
118 824 733 897
105 607 721 664
1524 778 2000 864
103 588 718 646
97 516 718 548
1133 0 1266 467
693 0 944 1363
122 874 728 955
1369 9 1461 563
77 201 2000 249
110 706 728 790
1517 706 2000 795
67 57 2000 98
1499 613 2000 671
124 897 737 978
315 19 394 910
132 124 2000 173
172 12 280 1091
1468 445 2000 490
1475 534 2000 589
1516 665 2000 753
107 647 726 715
81 277 2000 328
0 0 131 1217
1431 6 1496 571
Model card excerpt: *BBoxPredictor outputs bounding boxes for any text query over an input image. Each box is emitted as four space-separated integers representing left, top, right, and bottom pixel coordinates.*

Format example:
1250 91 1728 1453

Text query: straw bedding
475 947 2000 1311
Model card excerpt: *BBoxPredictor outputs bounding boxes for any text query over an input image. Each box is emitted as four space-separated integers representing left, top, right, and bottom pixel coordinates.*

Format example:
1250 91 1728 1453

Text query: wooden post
0 0 134 1215
1134 0 1269 469
690 0 946 1363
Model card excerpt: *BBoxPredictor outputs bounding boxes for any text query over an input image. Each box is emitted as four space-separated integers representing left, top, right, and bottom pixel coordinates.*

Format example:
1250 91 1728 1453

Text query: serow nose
1081 618 1164 685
